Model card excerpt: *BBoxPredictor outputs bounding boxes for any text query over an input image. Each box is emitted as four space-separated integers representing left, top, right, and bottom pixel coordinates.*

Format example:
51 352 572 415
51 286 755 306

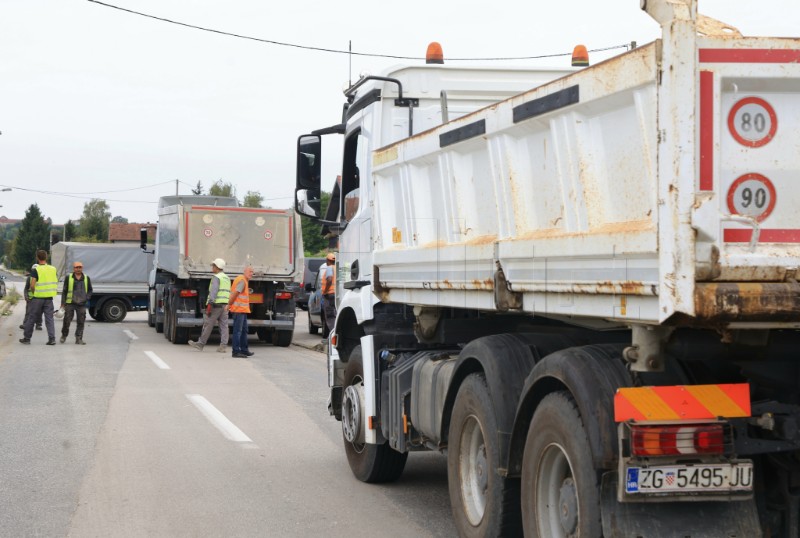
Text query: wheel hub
558 477 578 534
342 383 365 444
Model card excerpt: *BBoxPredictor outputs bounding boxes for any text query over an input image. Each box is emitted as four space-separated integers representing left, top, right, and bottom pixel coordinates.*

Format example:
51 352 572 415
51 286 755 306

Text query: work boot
217 345 226 353
36 325 42 331
19 338 30 344
76 338 86 345
18 324 23 330
46 338 56 346
244 351 255 357
60 336 67 344
188 340 204 351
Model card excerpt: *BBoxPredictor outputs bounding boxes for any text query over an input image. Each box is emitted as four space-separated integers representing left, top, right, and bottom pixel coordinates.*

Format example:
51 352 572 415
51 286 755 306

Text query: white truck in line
142 195 301 346
295 0 800 536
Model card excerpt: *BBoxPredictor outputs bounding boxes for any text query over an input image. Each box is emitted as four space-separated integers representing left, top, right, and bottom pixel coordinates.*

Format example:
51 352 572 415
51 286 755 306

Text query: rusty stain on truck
695 282 800 322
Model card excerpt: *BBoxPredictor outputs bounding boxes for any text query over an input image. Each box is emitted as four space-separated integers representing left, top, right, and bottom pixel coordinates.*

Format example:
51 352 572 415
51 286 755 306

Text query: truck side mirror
140 228 148 252
295 134 322 218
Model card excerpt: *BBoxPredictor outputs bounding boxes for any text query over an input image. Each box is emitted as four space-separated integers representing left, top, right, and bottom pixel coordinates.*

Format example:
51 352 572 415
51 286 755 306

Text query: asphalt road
0 302 455 537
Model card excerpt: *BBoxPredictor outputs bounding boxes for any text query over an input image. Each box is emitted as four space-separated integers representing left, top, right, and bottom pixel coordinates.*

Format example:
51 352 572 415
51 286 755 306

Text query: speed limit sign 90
726 173 776 222
727 97 777 148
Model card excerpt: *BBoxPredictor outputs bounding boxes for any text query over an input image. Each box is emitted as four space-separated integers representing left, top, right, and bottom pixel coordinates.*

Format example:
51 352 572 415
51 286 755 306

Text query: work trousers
231 313 249 354
23 299 43 328
199 305 229 345
23 298 55 340
62 303 87 339
323 294 336 333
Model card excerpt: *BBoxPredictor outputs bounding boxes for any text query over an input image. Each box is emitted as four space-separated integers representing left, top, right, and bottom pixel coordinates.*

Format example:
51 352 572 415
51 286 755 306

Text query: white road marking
144 351 170 370
186 394 257 447
123 329 138 340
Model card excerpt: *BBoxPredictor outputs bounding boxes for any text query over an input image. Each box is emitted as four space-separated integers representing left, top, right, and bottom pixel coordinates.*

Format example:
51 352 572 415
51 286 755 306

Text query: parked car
293 257 324 310
307 268 328 337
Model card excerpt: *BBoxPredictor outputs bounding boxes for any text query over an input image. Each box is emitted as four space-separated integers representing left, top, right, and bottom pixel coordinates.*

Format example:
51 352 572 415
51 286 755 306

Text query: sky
1 0 798 225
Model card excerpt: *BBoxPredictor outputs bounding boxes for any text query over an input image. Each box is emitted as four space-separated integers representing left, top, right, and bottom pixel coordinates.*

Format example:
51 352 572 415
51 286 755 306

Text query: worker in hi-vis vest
59 260 93 345
321 252 336 333
228 265 254 358
189 258 230 353
20 249 58 345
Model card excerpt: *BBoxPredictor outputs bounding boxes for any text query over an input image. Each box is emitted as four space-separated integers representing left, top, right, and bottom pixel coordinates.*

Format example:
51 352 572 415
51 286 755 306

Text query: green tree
64 220 78 242
78 199 111 242
208 180 234 198
191 181 204 195
111 215 129 224
9 203 50 269
242 191 264 208
301 190 331 256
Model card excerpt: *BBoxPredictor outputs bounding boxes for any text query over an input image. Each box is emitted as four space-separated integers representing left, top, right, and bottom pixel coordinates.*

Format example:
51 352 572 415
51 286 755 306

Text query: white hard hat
31 264 39 270
211 258 226 270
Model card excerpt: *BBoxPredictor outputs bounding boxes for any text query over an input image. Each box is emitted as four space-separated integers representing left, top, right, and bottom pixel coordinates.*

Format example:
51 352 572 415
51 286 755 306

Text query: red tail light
275 291 292 300
630 424 724 456
179 290 198 297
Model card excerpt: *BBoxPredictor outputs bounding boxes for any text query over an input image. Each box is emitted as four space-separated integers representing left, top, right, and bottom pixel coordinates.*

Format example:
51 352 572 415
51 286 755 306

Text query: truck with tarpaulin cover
51 241 152 323
144 195 301 346
294 0 800 535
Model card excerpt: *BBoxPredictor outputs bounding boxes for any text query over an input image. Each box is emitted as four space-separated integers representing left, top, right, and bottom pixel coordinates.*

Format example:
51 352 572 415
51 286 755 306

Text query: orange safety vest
229 275 251 314
321 264 336 296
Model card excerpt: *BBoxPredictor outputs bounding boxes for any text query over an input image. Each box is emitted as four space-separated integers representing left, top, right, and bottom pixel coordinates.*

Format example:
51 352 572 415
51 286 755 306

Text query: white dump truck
295 0 800 536
143 195 301 346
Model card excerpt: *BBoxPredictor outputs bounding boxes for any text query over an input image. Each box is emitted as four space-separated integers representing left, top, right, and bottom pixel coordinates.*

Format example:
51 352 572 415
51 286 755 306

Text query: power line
0 184 159 204
0 180 175 196
87 0 629 61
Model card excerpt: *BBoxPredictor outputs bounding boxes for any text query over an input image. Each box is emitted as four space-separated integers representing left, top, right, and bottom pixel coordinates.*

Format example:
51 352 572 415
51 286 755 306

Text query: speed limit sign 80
726 173 776 222
727 97 777 148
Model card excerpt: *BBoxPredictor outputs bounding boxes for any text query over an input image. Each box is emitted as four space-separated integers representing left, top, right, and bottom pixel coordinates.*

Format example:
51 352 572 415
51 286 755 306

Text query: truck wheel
256 328 270 342
307 310 319 334
448 373 521 537
164 297 174 341
173 325 190 345
273 329 293 347
102 299 127 323
342 345 407 483
521 391 602 538
147 308 155 327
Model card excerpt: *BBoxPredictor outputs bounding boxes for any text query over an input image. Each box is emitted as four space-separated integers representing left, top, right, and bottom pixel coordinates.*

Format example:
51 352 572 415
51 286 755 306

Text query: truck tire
307 310 319 334
102 299 127 323
273 329 293 347
256 327 270 342
521 391 602 538
448 373 521 537
88 307 104 321
342 345 407 483
147 308 155 327
164 296 174 341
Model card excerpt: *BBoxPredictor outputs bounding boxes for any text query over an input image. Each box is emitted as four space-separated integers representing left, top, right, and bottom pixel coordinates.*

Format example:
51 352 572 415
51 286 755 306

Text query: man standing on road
228 265 254 358
19 250 58 345
19 264 43 332
59 261 92 345
188 258 230 353
321 252 337 334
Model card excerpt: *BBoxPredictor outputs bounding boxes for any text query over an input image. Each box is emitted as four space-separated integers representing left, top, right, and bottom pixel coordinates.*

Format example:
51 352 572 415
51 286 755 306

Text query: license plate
625 462 753 494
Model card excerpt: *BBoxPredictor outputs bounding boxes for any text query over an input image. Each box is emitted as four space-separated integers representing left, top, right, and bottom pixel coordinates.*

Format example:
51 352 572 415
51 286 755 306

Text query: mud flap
600 472 762 537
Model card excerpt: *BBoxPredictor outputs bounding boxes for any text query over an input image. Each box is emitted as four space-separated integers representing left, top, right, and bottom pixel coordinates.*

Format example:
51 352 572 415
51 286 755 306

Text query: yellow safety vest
209 272 231 304
65 274 89 304
229 275 250 314
32 264 58 298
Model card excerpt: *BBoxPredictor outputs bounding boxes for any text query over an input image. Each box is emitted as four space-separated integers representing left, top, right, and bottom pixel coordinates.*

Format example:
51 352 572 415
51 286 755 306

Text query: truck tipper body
145 195 301 346
51 241 152 322
295 0 800 535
